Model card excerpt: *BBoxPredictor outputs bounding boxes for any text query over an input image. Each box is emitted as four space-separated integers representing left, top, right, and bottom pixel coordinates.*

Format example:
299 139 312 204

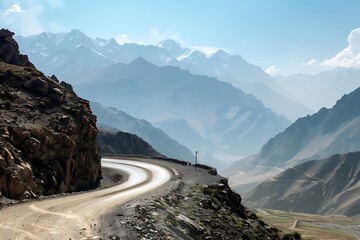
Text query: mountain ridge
90 102 194 162
224 85 360 191
16 29 311 120
74 59 290 167
245 151 360 217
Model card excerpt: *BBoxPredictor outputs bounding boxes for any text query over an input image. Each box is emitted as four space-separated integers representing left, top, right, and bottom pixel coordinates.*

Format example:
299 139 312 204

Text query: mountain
90 102 194 162
275 67 360 112
15 30 173 80
97 128 164 158
157 39 190 58
0 29 101 199
16 30 310 120
224 85 360 191
160 46 313 121
73 58 290 167
246 152 360 217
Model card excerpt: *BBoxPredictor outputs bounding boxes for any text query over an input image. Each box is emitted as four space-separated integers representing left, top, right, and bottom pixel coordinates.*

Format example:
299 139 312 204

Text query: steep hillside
224 85 360 190
91 102 194 162
16 30 310 120
246 152 360 217
97 128 164 158
0 29 101 199
74 59 290 161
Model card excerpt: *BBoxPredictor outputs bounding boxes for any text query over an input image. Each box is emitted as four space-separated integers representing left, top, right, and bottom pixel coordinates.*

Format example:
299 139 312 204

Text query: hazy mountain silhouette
275 67 360 112
91 102 194 162
224 86 360 191
73 59 290 166
246 152 360 217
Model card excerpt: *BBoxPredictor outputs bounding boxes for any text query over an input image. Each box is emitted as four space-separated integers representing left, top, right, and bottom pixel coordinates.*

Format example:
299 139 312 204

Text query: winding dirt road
0 158 172 240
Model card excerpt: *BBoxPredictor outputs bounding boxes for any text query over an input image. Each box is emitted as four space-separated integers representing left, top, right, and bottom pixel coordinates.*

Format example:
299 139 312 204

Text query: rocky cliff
97 128 164 158
0 29 34 68
0 29 101 200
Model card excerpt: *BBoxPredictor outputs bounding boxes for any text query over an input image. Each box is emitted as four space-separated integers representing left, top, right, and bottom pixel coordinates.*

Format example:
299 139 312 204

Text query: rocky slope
97 128 164 158
0 29 101 200
246 152 360 217
224 85 360 191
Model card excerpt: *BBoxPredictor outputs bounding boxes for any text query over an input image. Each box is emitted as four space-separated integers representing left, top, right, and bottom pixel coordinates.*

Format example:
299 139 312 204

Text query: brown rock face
0 29 35 68
97 129 165 158
0 30 101 200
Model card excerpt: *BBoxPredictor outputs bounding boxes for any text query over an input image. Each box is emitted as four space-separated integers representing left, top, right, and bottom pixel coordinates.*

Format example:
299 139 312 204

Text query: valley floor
252 208 360 240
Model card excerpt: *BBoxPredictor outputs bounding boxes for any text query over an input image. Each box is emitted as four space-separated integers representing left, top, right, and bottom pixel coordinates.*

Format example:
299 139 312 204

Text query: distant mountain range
74 59 290 167
224 86 360 191
275 67 360 112
91 102 194 162
246 152 360 217
16 30 313 121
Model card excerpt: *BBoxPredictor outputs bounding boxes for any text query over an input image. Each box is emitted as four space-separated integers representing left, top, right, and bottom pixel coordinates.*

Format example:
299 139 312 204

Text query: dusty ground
253 208 360 240
0 158 172 240
0 167 127 210
0 157 284 239
96 157 222 239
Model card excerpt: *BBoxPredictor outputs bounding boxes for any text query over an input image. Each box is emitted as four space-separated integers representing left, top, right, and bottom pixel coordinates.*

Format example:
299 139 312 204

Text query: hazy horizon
1 0 360 76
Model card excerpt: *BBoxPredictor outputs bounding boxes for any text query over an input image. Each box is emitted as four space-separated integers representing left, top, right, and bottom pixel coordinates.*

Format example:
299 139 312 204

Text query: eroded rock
0 30 101 200
0 29 34 68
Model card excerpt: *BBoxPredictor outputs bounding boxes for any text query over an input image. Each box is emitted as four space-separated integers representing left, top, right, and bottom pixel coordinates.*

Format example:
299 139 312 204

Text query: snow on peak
211 49 230 58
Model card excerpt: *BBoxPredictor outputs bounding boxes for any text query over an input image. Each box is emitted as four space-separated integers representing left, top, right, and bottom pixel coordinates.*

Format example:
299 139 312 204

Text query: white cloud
349 28 360 54
1 1 66 36
302 59 318 66
1 1 44 36
115 34 130 45
322 28 360 68
265 65 278 76
4 3 25 15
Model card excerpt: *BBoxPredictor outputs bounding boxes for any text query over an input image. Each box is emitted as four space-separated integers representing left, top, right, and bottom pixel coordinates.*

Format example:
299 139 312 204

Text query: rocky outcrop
119 179 293 239
97 129 164 158
0 30 101 200
0 29 34 68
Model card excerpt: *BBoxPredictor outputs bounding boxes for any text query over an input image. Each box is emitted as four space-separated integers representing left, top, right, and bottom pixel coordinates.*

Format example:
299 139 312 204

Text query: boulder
0 29 34 68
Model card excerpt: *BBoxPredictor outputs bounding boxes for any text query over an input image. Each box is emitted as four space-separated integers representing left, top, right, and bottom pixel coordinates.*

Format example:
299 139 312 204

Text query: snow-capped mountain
16 29 311 121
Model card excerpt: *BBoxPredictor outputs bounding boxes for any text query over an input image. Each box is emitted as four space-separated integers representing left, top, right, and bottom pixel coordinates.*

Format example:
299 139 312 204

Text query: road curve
0 158 172 240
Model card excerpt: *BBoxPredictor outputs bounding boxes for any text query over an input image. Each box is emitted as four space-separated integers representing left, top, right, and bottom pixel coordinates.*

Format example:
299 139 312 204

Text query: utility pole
195 151 198 170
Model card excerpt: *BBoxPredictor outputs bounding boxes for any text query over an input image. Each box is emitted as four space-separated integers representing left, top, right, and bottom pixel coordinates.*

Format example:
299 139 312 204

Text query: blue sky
1 0 360 75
